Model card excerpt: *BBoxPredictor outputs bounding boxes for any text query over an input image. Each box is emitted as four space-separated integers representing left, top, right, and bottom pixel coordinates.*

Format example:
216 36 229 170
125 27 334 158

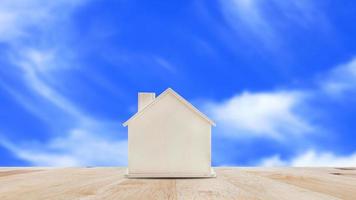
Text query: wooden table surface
0 167 355 200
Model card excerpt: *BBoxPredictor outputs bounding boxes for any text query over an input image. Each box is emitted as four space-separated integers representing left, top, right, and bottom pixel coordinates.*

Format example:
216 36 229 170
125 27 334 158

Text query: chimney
138 92 155 111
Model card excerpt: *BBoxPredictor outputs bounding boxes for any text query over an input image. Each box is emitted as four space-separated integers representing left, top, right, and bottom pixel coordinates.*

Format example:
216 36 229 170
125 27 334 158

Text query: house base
125 168 216 178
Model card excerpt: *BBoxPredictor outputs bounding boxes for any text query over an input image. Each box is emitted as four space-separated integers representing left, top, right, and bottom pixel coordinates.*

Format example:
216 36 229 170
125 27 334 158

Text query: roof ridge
122 88 215 127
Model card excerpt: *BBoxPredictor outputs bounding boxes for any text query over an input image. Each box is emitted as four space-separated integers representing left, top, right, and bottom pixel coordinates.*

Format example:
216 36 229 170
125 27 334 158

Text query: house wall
128 93 212 175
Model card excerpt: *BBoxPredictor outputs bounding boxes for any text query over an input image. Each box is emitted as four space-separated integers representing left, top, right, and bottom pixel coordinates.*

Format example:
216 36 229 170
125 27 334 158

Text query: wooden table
0 167 355 199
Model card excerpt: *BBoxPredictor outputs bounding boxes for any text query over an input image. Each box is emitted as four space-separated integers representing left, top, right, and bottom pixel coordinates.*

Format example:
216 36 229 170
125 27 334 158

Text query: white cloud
1 48 129 166
204 57 356 141
220 0 276 45
0 1 88 121
320 57 356 96
1 129 128 166
219 0 327 47
260 150 356 167
0 0 87 42
260 155 287 167
12 48 84 118
206 91 313 139
0 0 128 166
204 57 356 166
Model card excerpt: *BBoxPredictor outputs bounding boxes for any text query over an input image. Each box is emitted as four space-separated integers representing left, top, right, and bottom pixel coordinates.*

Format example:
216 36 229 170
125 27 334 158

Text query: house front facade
123 88 216 177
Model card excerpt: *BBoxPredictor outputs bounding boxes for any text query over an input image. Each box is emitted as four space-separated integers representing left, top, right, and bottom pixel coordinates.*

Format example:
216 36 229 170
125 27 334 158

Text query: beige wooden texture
138 92 155 111
128 90 213 177
0 167 356 200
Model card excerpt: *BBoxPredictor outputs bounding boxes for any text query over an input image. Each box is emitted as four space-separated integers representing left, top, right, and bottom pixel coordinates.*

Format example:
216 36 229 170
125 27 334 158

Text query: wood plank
176 177 255 200
0 167 355 200
243 167 356 200
97 179 177 200
0 168 126 200
218 168 341 200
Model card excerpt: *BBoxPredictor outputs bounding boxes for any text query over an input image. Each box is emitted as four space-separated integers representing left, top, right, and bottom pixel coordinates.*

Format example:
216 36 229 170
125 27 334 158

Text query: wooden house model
123 88 216 177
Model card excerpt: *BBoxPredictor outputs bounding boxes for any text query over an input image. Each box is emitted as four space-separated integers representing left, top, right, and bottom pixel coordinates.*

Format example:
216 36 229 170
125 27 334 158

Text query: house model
123 88 216 178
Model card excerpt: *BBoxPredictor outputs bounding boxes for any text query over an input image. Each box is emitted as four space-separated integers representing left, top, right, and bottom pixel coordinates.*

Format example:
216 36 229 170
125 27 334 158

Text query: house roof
123 88 216 127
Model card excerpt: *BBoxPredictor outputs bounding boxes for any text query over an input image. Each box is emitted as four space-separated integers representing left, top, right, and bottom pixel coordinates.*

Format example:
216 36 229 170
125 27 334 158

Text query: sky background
1 0 356 167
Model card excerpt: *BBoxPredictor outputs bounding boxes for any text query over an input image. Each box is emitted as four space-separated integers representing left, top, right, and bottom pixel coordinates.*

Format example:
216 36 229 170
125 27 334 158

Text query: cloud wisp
219 0 328 49
320 57 356 97
0 129 127 166
205 56 356 166
205 90 313 140
219 0 276 45
260 150 356 167
0 0 128 166
1 48 129 166
205 56 356 141
0 0 87 42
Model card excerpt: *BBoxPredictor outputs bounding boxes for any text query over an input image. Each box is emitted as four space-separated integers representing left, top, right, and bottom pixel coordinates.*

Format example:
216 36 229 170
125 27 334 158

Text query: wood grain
0 167 355 200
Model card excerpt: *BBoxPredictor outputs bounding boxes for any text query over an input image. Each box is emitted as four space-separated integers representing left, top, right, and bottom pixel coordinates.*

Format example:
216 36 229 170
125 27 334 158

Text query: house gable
123 88 215 127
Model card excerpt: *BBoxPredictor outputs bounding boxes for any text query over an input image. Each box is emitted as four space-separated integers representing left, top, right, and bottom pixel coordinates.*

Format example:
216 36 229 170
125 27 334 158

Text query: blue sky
1 0 356 167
